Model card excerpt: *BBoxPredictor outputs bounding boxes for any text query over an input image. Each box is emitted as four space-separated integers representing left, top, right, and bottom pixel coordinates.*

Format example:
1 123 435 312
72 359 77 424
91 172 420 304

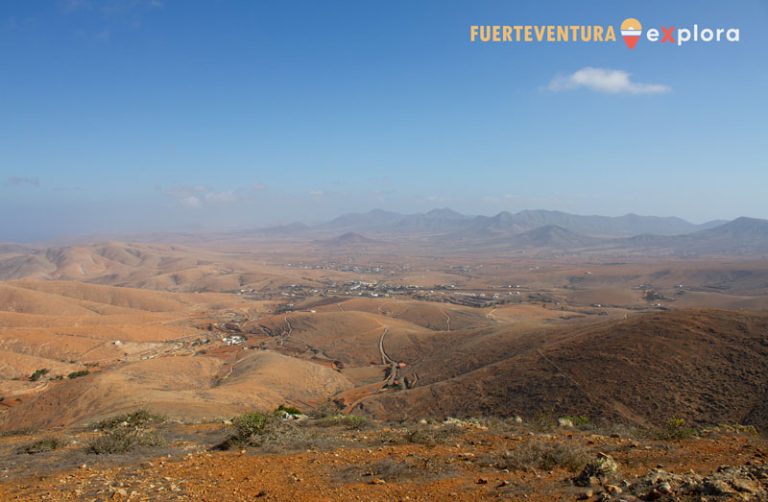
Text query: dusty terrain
0 416 766 501
1 234 767 500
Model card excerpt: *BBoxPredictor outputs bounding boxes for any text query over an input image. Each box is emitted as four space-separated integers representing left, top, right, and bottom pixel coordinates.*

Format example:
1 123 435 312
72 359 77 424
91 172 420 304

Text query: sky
1 0 766 241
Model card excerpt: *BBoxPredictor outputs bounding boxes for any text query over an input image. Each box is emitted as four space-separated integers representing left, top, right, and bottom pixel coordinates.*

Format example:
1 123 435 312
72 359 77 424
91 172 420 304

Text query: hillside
0 242 338 292
1 415 766 501
490 225 604 250
0 276 767 502
620 217 768 256
360 309 768 429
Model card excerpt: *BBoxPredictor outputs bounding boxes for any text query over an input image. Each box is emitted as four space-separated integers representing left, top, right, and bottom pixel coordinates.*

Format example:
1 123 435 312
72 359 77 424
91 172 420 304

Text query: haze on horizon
1 0 766 242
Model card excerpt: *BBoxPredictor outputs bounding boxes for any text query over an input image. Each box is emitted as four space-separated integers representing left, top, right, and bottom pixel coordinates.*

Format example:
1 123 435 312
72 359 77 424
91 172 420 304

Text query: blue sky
1 0 766 241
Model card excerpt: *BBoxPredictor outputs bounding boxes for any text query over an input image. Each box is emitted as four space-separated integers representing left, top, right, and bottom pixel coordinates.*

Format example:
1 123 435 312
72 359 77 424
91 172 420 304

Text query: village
235 278 531 309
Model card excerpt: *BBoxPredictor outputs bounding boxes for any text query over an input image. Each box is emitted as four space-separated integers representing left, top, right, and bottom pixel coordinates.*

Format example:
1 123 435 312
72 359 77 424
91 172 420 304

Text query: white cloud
548 67 670 95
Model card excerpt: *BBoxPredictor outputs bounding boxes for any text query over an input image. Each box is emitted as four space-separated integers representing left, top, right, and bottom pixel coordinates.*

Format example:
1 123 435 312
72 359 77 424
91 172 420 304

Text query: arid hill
2 242 768 438
360 309 768 430
0 242 346 292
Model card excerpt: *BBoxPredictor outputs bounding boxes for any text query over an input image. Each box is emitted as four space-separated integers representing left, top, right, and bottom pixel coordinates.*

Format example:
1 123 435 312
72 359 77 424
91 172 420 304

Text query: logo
469 18 740 49
620 18 642 49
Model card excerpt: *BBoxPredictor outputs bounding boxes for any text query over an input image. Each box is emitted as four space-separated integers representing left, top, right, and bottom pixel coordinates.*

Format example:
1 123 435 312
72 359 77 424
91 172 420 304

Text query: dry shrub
481 440 590 473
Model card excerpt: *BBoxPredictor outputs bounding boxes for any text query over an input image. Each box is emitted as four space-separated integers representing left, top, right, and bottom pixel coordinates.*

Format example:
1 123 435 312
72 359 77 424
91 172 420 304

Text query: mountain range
2 211 768 265
251 209 768 256
261 208 724 238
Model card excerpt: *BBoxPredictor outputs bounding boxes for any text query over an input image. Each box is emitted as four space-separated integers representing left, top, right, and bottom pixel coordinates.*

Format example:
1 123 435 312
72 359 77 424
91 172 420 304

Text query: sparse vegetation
257 425 352 454
274 404 302 417
402 425 462 447
67 370 90 379
315 414 369 430
235 412 273 437
87 409 166 454
88 427 164 454
217 411 278 449
589 422 649 441
0 414 765 500
0 428 33 438
480 440 590 473
527 413 558 432
655 417 698 440
715 423 760 436
15 437 61 455
94 409 164 431
308 399 343 419
563 415 591 428
336 457 455 485
573 452 619 486
217 409 365 452
29 368 49 382
361 458 415 480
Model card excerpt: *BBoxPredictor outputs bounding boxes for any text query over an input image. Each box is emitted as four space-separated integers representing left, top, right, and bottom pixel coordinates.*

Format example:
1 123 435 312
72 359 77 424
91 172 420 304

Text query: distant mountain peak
702 217 768 235
424 208 466 219
728 216 768 227
323 232 380 245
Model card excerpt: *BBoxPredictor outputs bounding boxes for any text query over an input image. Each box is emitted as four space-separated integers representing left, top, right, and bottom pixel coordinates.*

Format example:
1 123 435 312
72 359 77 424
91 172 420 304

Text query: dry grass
335 457 455 484
654 418 699 441
93 409 164 431
218 412 356 452
400 425 464 447
15 437 62 455
88 428 164 454
87 409 166 454
479 440 591 473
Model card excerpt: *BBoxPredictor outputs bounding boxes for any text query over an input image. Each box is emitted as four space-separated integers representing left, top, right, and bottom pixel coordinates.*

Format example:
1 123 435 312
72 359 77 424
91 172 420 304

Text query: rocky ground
0 414 765 501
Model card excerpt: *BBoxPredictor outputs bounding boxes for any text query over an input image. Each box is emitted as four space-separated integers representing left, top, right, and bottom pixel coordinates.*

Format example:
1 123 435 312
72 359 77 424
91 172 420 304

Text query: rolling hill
359 309 768 430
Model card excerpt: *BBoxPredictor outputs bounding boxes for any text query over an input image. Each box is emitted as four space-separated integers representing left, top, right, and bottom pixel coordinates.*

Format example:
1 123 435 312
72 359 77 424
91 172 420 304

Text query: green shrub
68 370 90 379
29 369 50 382
564 415 591 428
236 412 272 437
655 417 697 440
275 404 302 416
15 437 61 455
217 411 277 450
